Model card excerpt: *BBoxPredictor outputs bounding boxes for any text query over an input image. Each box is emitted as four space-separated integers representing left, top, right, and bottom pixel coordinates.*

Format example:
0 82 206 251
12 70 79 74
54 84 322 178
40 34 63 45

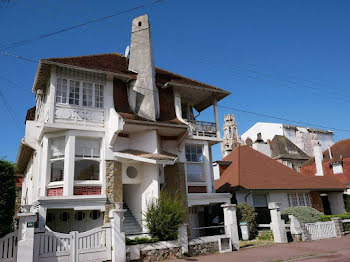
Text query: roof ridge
41 52 123 61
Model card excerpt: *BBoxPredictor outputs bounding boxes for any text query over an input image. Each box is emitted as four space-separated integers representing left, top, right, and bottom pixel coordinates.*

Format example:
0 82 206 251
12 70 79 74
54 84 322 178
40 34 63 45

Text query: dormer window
56 77 104 108
332 162 343 175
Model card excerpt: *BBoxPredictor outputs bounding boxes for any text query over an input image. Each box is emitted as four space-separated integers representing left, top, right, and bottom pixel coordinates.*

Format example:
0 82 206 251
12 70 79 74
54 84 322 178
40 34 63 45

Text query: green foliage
0 160 16 237
281 206 322 223
344 195 350 213
144 190 184 241
319 213 350 222
257 230 273 241
237 202 258 238
126 236 159 245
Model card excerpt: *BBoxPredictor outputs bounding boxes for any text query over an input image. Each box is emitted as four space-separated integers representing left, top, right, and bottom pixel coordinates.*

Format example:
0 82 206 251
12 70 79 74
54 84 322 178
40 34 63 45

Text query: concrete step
123 203 143 235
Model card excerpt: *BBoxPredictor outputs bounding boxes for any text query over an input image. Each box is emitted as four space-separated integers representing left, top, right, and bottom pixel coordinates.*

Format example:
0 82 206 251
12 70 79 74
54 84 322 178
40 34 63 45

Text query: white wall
268 192 290 211
123 184 143 224
129 130 159 154
241 122 284 143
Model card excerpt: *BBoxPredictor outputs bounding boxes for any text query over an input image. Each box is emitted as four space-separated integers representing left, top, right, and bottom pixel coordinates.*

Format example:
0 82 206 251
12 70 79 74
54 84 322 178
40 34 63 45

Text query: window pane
94 84 104 108
69 80 80 105
185 144 203 162
305 193 311 206
74 160 99 180
51 160 64 182
56 78 67 103
253 194 268 207
186 163 204 182
298 193 305 206
291 193 298 206
51 137 65 159
75 138 100 158
83 82 93 107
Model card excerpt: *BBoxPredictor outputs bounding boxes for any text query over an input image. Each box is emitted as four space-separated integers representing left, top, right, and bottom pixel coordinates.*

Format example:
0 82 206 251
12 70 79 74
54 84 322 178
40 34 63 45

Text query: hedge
236 202 258 239
320 213 350 231
281 206 322 223
0 160 16 237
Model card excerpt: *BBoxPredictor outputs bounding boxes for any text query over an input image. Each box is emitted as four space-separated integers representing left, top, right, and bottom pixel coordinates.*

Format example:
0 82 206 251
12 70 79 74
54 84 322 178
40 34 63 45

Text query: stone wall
188 241 219 257
104 160 123 223
310 191 324 213
140 246 182 261
164 163 189 223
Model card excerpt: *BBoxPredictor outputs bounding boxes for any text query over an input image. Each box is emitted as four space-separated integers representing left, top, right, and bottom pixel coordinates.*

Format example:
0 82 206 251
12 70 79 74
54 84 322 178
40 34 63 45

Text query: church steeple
221 114 241 157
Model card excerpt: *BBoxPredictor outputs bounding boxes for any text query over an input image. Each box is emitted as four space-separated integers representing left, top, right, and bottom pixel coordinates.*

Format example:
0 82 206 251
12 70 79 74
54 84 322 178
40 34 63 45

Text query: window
185 144 205 183
332 163 343 175
75 211 85 221
69 80 80 105
74 138 101 181
50 137 65 182
55 77 104 108
288 193 311 207
74 160 99 180
126 166 138 179
47 213 55 223
60 212 70 222
253 194 268 207
185 144 203 162
181 103 194 121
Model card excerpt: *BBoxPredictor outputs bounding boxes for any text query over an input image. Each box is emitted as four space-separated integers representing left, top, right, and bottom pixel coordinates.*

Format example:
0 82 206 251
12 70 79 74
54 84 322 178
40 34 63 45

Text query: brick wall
310 191 324 213
47 187 63 196
74 186 101 195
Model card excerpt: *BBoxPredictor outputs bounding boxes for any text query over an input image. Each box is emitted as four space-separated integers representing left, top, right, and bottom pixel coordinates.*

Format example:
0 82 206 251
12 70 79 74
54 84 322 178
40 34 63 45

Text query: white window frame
56 77 104 109
287 192 311 207
185 144 206 184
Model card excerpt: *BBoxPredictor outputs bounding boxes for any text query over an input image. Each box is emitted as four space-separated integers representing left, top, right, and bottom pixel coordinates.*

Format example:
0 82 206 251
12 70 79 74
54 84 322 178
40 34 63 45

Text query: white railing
55 104 105 126
304 221 337 240
188 120 217 137
34 226 111 262
0 231 17 262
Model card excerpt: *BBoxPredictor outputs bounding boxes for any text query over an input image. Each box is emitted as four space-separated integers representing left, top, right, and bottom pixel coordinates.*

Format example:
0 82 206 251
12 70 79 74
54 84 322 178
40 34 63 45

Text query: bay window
185 144 205 182
56 77 104 109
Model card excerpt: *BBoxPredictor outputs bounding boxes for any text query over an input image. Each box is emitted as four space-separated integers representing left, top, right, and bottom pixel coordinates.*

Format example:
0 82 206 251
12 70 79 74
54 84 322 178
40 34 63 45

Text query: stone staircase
123 203 143 235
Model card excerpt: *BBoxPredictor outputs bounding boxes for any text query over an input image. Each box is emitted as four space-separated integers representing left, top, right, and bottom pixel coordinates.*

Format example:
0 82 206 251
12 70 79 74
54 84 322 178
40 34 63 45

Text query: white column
178 224 189 254
213 99 220 138
48 66 56 124
203 143 213 193
269 202 288 243
63 135 75 196
328 192 346 214
109 203 127 262
40 136 50 197
38 205 47 232
17 211 37 262
221 204 239 251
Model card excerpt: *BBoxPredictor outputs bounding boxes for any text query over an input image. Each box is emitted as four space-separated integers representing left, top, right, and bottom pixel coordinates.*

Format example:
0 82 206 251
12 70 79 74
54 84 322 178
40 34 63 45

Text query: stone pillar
268 202 288 243
17 211 37 262
221 204 239 250
289 215 303 242
38 205 47 232
328 193 346 215
331 217 344 237
105 160 123 224
178 224 189 255
110 203 127 262
164 163 189 223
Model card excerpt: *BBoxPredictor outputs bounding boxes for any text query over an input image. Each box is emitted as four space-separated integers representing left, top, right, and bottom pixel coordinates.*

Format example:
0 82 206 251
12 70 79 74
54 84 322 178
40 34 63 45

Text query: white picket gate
34 226 111 262
0 231 17 262
305 221 337 240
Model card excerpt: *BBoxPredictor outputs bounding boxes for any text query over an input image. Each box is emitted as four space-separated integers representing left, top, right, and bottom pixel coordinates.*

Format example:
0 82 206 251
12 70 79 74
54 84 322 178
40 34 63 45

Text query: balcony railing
188 120 217 137
55 104 105 127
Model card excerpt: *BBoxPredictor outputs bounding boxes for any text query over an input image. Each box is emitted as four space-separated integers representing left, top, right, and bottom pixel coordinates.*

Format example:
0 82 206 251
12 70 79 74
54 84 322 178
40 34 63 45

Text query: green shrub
0 160 16 237
257 230 273 241
126 236 159 245
319 213 350 222
237 202 258 238
281 206 322 223
344 195 350 213
144 190 184 241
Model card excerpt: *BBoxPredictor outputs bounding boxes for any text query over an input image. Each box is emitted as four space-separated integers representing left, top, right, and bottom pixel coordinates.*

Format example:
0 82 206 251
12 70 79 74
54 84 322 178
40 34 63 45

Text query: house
215 145 346 215
241 122 334 157
16 15 232 237
301 138 350 195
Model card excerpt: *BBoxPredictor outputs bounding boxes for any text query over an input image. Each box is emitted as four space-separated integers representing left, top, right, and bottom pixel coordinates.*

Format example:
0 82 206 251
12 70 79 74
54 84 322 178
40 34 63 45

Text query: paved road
171 235 350 262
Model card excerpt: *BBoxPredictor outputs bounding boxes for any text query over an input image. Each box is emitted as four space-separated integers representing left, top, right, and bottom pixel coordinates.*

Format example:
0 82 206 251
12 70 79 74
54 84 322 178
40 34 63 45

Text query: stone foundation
104 160 122 224
140 247 182 261
188 241 219 257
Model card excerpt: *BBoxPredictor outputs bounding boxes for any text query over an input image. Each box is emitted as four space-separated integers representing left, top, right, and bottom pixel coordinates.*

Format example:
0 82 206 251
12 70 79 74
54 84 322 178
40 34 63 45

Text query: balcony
188 120 217 137
55 104 105 127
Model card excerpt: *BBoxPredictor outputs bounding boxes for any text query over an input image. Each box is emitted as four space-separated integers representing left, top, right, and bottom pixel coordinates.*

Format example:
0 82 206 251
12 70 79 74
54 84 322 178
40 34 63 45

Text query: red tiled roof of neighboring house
301 139 350 184
215 145 346 192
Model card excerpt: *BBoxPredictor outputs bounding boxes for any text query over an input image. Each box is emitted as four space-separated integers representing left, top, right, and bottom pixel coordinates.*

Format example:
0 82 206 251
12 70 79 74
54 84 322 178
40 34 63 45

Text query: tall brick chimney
128 14 160 121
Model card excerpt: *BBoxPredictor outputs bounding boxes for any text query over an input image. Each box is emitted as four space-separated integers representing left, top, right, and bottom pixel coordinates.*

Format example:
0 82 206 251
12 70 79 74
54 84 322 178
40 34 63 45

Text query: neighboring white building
16 15 231 237
241 122 334 157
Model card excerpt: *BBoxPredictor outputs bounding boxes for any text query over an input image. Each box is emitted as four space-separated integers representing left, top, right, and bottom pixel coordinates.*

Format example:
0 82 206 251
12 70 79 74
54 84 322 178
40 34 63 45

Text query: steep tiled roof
270 135 310 160
302 139 350 166
215 146 345 191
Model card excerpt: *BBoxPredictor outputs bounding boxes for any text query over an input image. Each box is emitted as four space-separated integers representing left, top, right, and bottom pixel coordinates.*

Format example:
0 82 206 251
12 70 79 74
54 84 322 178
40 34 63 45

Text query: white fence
304 221 337 240
0 231 17 262
33 226 111 262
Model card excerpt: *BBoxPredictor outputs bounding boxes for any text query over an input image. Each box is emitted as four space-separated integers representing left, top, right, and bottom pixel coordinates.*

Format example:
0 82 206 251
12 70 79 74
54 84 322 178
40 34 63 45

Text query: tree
0 160 16 237
144 190 184 241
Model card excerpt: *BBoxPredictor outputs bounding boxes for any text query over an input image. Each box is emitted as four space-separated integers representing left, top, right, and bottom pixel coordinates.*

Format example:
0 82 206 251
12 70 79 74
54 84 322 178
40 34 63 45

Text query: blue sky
0 0 349 162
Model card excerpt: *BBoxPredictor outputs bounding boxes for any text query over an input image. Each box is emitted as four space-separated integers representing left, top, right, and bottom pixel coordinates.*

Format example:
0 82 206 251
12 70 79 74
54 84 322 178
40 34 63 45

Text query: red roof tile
215 146 345 191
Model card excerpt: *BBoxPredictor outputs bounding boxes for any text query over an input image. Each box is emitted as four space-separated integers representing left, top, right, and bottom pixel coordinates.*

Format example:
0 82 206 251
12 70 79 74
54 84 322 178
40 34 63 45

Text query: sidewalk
170 235 350 262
